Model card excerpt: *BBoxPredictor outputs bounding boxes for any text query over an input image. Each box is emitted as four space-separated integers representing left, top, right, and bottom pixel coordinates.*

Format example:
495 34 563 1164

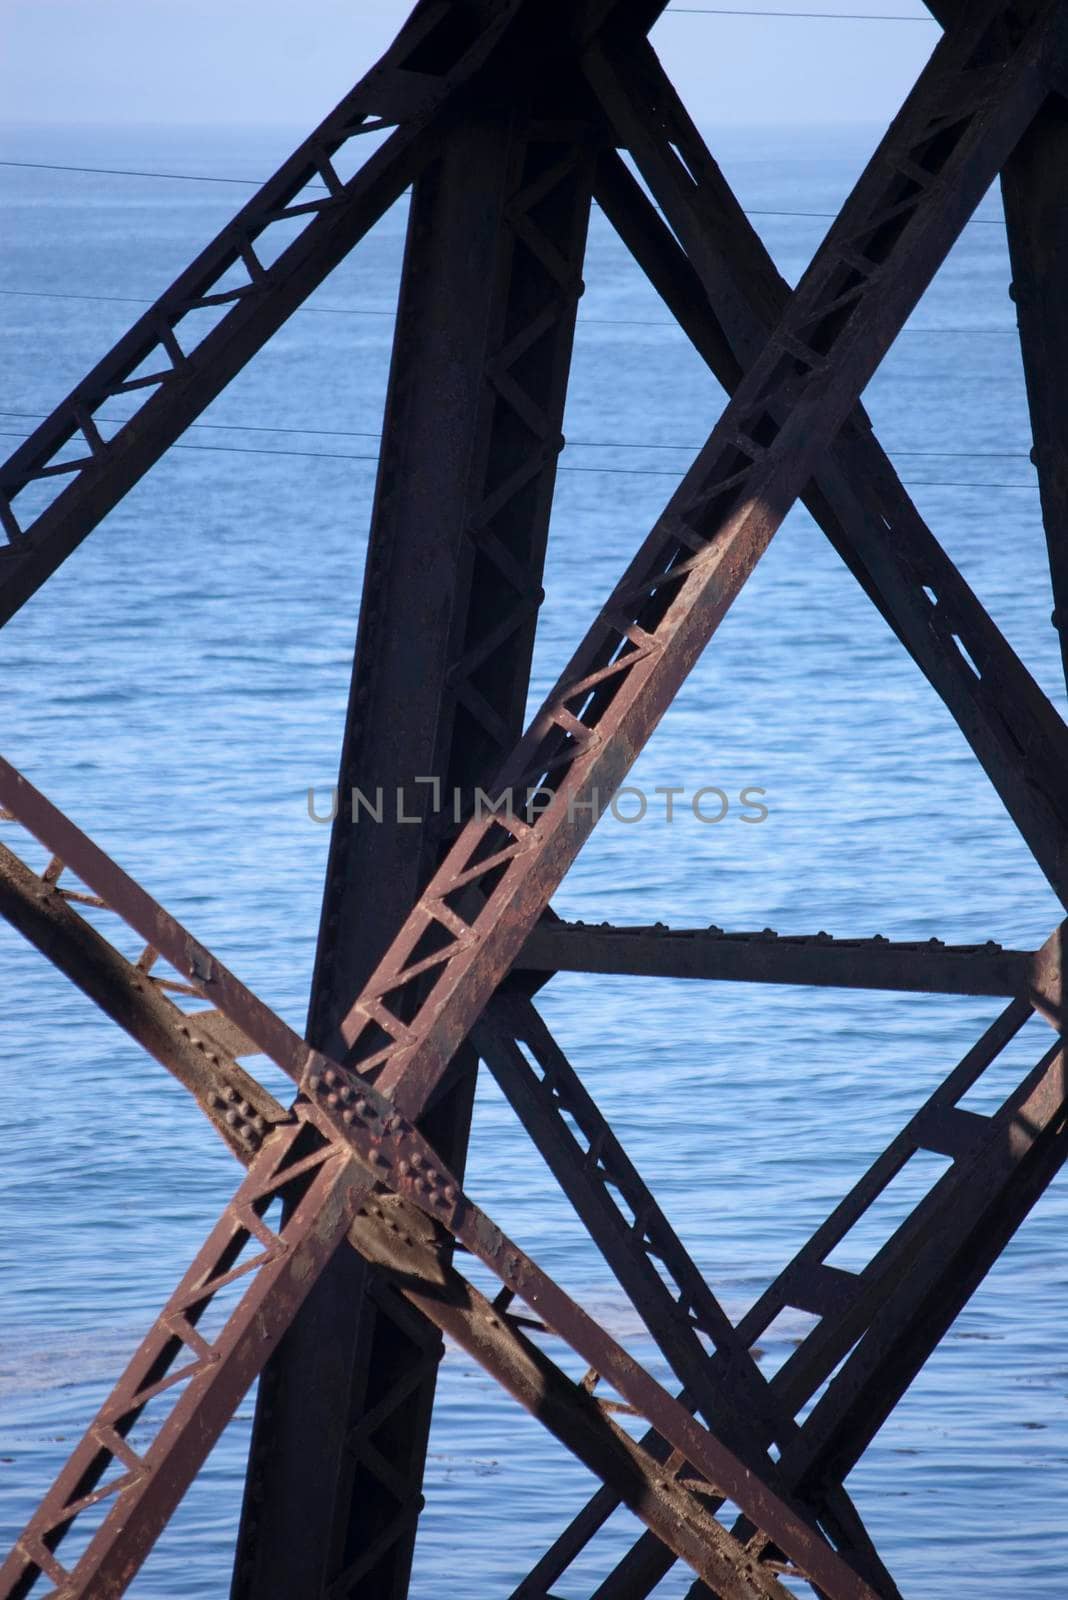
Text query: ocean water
0 117 1066 1598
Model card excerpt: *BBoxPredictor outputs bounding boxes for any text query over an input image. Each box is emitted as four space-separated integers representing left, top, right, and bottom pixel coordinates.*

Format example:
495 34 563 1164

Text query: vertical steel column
232 91 598 1600
1000 95 1068 699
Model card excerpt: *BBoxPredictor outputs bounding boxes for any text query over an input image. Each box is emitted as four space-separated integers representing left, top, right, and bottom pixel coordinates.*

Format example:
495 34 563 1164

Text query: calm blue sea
1 119 1066 1597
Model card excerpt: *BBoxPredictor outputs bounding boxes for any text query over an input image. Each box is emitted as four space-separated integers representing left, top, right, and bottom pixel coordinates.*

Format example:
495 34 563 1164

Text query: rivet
225 1109 241 1126
354 1097 369 1116
324 1068 338 1088
327 1092 340 1108
398 1159 411 1177
307 1074 322 1095
239 1100 252 1117
224 1086 239 1103
342 1108 356 1125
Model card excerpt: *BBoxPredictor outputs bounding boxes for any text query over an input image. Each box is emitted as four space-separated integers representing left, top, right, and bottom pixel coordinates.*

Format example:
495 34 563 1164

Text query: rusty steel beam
345 1198 799 1600
0 804 828 1600
234 78 605 1598
516 918 1040 998
0 776 869 1600
0 817 802 1597
2 6 1065 1598
0 827 920 1594
3 38 1036 1591
0 890 793 1600
0 1113 797 1600
0 809 891 1590
317 0 1064 1131
587 39 1068 907
5 757 1061 1600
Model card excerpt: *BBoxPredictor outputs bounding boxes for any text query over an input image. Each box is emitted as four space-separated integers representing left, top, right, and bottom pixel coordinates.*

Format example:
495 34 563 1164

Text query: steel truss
2 1 1068 1596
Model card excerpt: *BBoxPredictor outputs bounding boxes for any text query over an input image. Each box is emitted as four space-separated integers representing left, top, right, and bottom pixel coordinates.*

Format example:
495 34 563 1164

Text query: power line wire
0 158 274 186
0 410 1033 461
0 283 1015 336
0 284 397 317
0 427 1037 488
0 157 1005 225
666 7 934 18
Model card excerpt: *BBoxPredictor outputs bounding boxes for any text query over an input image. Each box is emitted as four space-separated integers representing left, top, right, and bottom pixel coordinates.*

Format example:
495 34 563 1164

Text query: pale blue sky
2 2 938 128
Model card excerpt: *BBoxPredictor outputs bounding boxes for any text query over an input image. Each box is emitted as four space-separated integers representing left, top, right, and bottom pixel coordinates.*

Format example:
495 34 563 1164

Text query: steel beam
0 1112 799 1600
22 815 1046 1596
476 996 902 1598
1000 97 1068 698
325 0 1062 1132
7 50 1031 1592
926 4 1068 701
0 775 870 1600
3 3 1066 1595
515 956 1068 1598
0 0 640 630
0 0 529 623
587 38 1068 906
516 919 1041 998
0 838 277 1157
4 841 1061 1600
0 877 801 1600
233 82 603 1598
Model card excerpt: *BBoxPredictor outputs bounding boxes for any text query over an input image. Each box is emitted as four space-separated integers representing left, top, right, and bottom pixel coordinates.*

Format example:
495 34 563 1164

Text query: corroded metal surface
2 1 1068 1596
